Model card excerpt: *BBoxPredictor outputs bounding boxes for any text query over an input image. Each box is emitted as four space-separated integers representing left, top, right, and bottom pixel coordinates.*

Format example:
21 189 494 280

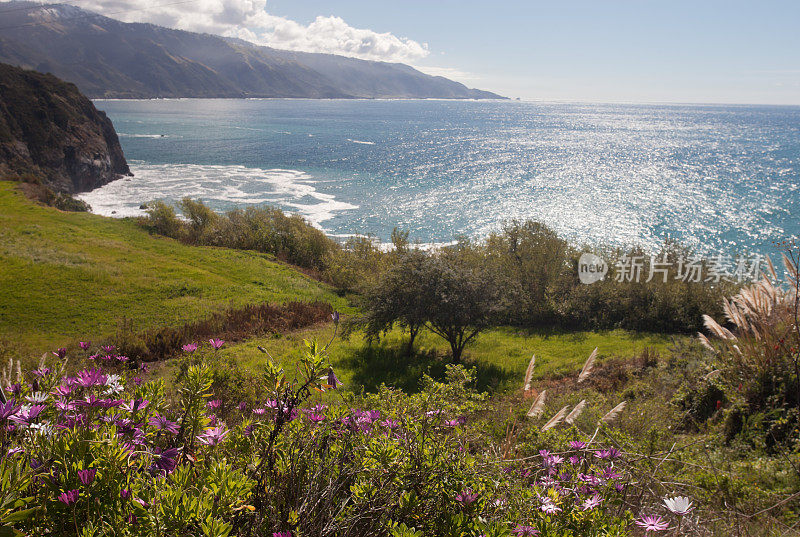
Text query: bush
352 246 504 363
673 380 727 429
178 197 218 243
112 301 334 362
144 200 185 239
11 176 91 212
142 203 733 334
143 199 338 271
484 220 571 325
322 235 388 292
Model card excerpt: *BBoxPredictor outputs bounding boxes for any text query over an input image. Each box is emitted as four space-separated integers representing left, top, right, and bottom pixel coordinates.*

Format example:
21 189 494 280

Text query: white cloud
55 0 430 63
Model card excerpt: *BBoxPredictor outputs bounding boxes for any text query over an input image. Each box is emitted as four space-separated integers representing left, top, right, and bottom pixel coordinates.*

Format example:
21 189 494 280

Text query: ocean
80 99 800 256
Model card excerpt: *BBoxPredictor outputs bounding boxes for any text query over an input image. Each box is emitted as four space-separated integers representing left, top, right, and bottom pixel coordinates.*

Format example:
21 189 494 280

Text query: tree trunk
406 326 419 356
450 340 462 364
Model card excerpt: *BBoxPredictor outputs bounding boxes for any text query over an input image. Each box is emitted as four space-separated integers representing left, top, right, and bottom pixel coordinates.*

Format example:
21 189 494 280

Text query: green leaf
0 507 38 524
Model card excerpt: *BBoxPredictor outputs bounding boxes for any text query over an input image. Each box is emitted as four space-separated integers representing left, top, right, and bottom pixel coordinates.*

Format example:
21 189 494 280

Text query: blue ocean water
80 99 800 256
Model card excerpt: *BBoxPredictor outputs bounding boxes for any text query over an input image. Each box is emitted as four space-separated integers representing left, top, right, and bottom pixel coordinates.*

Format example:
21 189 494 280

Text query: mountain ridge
0 2 505 100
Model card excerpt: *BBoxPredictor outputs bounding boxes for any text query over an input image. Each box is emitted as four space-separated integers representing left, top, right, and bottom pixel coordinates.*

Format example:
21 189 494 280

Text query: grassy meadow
208 325 674 394
0 182 346 353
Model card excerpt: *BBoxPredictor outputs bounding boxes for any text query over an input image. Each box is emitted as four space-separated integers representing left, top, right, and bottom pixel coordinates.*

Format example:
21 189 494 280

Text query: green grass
218 324 676 394
0 182 346 353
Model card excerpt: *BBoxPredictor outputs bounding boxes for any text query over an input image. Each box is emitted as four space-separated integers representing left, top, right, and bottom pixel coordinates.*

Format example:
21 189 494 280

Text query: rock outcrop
0 62 130 193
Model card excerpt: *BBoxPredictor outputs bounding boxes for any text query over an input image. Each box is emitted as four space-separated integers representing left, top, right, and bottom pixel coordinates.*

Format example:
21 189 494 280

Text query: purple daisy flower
149 414 179 434
455 488 479 507
511 526 539 536
197 426 229 446
58 489 80 505
581 494 602 511
380 418 400 429
121 399 149 413
0 401 18 421
10 404 46 425
76 369 107 388
635 515 669 532
78 468 97 486
594 448 622 460
306 412 325 423
445 416 467 427
151 447 179 474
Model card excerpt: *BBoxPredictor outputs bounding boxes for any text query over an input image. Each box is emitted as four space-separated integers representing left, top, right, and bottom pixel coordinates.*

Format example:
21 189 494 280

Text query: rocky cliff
0 62 130 193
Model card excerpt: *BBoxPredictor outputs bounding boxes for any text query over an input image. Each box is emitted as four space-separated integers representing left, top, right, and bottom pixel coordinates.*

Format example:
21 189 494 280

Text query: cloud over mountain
49 0 430 63
0 2 503 99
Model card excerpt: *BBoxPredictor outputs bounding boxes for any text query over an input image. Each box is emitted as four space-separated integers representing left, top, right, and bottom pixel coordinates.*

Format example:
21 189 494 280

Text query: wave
76 163 358 228
118 133 176 138
347 139 375 145
326 232 457 252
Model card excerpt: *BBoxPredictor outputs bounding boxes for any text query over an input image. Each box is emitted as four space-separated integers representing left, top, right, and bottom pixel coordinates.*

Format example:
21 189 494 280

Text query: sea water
80 99 800 256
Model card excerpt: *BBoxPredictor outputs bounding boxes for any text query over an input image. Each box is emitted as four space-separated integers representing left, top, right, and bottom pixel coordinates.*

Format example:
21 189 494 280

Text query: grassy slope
218 324 675 394
0 182 345 352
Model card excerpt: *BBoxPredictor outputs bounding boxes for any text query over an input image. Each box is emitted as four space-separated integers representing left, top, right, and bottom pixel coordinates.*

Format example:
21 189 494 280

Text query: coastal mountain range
0 2 504 100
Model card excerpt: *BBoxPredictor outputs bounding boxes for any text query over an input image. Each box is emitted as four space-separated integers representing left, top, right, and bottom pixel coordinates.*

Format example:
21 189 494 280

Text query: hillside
0 2 505 100
0 62 130 192
0 182 345 353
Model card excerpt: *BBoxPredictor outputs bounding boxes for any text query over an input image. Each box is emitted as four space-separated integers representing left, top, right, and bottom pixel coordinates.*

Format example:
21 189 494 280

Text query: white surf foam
347 139 376 145
118 134 176 138
77 162 358 228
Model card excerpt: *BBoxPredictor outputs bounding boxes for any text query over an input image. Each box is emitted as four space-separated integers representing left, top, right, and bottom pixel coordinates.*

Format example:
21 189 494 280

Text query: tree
356 250 430 355
355 245 502 362
485 220 570 325
423 249 503 363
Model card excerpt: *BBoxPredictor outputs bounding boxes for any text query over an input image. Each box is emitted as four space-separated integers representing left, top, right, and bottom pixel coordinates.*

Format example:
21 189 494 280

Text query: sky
13 0 800 104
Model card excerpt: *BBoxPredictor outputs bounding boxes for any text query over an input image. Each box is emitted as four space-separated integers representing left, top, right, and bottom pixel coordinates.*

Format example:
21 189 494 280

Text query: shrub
112 301 334 362
141 203 733 334
144 200 185 239
322 235 388 292
177 197 218 243
143 199 338 271
11 176 91 212
484 220 571 325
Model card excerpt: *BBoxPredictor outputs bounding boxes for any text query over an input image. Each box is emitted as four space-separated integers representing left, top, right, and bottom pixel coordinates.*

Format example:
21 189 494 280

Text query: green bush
142 202 733 334
143 199 337 271
144 200 185 239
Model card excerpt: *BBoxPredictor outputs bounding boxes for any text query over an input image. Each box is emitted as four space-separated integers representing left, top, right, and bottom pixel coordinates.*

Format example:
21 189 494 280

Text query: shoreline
91 97 800 108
